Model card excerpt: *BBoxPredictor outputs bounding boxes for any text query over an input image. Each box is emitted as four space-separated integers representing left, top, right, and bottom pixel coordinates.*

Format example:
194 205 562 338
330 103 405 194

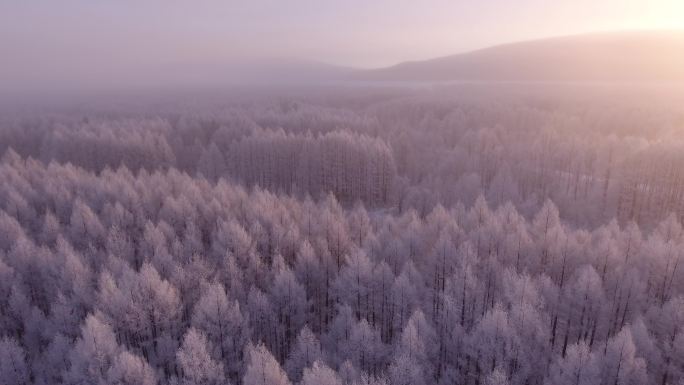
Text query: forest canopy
0 85 683 385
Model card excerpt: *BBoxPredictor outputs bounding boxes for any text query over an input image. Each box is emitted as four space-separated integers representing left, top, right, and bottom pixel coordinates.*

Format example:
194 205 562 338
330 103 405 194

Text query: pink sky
1 0 682 92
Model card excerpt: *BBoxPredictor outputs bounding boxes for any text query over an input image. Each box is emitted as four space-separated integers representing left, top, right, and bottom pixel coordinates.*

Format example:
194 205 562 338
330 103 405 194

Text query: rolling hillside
359 31 684 83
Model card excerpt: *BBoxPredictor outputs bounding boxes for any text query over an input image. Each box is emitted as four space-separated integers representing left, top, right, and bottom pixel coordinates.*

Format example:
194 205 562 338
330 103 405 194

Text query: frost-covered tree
301 361 343 385
598 328 647 385
546 342 599 385
107 350 157 385
284 325 323 382
243 343 291 385
64 314 120 385
192 282 250 380
176 328 226 385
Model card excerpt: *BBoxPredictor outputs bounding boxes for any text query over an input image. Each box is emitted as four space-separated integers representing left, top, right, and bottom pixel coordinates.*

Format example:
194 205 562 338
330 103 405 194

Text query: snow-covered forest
1 86 683 385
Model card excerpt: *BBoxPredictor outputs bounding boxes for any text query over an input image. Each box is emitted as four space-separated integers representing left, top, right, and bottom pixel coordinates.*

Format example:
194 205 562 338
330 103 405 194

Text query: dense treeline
0 114 395 205
2 88 684 228
0 148 682 385
0 87 683 385
228 129 395 206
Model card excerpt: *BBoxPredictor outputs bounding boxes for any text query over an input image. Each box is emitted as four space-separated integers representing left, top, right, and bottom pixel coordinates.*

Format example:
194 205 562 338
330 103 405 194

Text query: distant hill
357 31 684 84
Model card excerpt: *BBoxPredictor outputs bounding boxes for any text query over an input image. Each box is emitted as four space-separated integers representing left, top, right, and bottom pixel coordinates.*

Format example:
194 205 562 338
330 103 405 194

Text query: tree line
2 89 683 229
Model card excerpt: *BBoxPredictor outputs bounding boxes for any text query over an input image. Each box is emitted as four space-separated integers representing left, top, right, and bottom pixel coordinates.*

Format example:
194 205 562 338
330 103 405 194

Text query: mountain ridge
352 30 684 84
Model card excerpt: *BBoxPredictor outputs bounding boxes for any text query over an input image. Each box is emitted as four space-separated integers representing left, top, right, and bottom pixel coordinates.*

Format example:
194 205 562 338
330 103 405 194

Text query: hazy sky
2 0 683 92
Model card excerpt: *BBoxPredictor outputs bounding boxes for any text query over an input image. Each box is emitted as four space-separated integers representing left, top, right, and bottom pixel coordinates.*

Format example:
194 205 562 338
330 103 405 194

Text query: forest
0 85 683 385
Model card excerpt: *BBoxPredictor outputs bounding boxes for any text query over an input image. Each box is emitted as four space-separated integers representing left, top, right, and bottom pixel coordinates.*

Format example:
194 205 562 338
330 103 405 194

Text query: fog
2 0 684 94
